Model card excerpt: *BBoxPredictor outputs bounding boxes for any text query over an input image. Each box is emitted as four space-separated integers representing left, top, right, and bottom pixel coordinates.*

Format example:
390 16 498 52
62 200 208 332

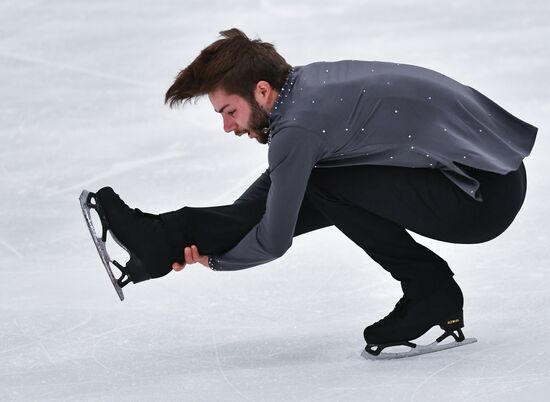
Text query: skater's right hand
172 245 209 271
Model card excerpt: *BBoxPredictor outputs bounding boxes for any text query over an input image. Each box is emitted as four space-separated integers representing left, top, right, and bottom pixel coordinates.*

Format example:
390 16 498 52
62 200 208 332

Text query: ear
254 80 272 102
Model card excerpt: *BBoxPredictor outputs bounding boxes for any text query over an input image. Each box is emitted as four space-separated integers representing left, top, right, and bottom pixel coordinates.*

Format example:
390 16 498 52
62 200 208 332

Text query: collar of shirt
268 67 298 145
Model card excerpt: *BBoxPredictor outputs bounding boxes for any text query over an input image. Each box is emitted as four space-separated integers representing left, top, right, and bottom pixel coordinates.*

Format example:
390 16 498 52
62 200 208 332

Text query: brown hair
165 28 292 107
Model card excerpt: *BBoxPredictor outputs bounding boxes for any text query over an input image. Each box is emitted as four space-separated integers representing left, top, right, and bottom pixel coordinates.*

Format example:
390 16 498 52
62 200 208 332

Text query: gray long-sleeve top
208 60 538 271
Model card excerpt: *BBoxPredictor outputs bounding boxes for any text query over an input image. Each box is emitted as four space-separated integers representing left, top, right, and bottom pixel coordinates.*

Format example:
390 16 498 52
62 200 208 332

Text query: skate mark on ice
0 51 157 88
467 351 548 400
470 375 550 400
91 344 122 375
409 355 467 402
37 342 55 365
90 322 155 378
0 310 94 358
12 317 56 365
468 374 550 400
54 309 93 337
45 150 187 197
270 264 340 323
0 309 93 357
0 336 39 357
210 327 254 402
0 238 24 258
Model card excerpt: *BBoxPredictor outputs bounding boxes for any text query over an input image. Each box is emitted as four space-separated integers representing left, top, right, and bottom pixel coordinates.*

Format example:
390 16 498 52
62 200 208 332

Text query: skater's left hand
172 245 209 271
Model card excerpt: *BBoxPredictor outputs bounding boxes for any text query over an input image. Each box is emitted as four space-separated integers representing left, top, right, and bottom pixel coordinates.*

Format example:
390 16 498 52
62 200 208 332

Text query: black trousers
161 163 527 299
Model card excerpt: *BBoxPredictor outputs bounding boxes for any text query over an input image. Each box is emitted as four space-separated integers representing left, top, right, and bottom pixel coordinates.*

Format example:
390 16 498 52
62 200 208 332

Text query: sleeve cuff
208 256 221 271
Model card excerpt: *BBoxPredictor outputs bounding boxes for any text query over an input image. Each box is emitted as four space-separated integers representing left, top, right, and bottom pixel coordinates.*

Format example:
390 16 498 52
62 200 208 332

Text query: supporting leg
304 178 454 298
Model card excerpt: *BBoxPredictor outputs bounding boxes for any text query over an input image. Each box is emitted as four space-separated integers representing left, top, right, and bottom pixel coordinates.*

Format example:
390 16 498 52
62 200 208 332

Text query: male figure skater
84 28 537 356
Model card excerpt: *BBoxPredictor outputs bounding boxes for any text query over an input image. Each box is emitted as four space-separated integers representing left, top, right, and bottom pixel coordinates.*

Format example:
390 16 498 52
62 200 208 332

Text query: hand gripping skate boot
362 279 477 359
79 187 179 300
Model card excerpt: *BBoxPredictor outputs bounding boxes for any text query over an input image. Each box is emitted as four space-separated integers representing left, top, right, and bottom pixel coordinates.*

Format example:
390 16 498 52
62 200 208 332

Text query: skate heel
112 254 150 288
439 310 464 331
436 311 466 343
125 253 151 284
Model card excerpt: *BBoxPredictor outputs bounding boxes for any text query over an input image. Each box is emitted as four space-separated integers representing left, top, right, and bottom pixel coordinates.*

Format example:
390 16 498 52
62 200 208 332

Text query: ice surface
1 0 549 401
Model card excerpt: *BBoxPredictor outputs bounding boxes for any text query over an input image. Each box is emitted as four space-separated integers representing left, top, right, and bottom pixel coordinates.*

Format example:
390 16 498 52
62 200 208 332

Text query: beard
247 98 271 144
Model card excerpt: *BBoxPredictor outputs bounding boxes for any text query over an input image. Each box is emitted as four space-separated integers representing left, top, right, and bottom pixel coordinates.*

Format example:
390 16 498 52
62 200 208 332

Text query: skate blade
79 190 125 301
361 337 477 360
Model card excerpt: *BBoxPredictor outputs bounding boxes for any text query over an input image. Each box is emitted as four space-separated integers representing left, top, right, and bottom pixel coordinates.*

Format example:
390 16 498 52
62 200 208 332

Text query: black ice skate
79 187 177 300
362 279 477 360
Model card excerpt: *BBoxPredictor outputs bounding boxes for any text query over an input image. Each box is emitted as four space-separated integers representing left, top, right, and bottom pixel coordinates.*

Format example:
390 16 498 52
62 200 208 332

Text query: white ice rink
1 1 549 400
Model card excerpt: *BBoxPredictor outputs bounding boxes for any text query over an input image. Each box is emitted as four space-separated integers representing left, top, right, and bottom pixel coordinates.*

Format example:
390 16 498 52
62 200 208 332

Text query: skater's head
207 84 274 144
164 28 292 144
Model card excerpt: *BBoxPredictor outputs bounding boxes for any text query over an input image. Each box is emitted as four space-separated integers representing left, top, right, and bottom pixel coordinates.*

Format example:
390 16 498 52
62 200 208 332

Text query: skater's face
209 81 278 145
